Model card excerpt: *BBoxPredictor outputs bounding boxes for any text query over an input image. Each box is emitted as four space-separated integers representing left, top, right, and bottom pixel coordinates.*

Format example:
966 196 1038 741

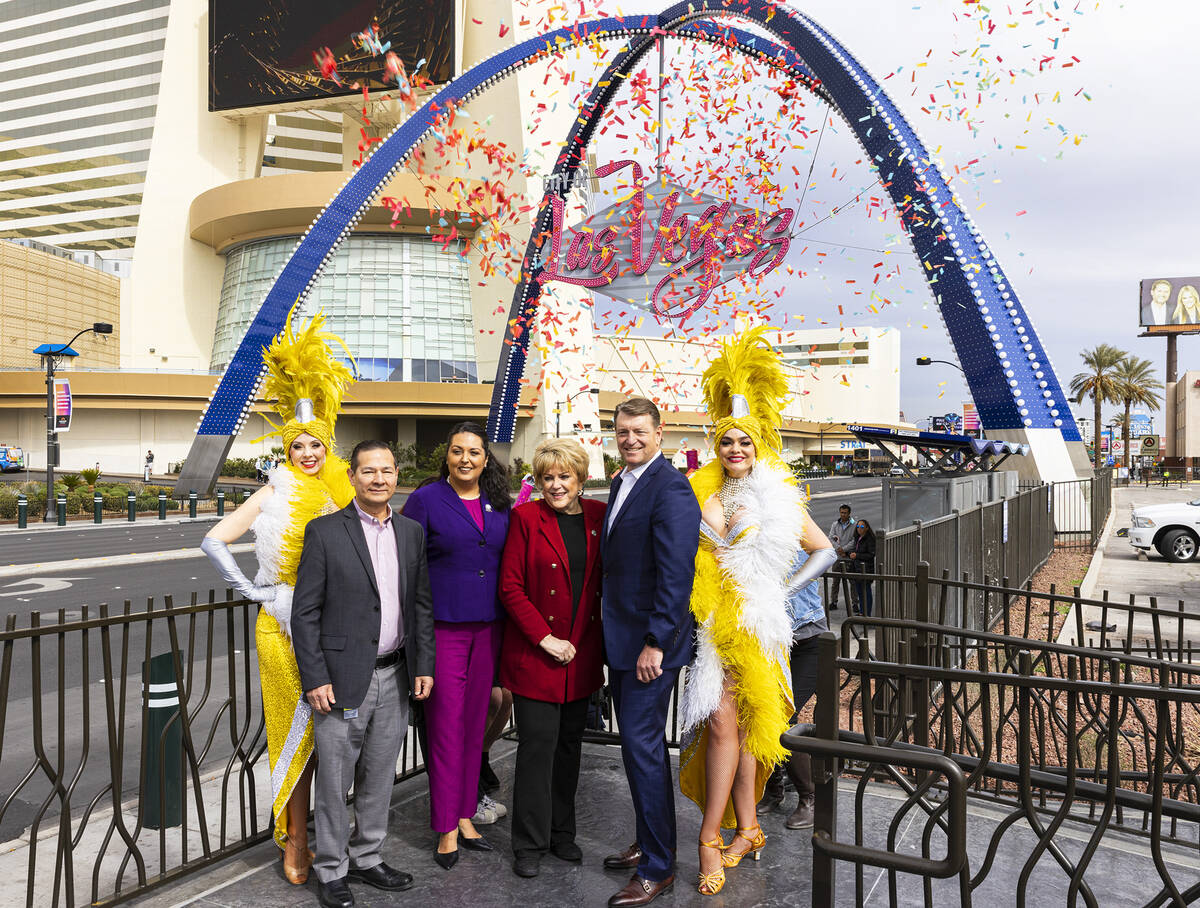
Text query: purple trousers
426 619 501 833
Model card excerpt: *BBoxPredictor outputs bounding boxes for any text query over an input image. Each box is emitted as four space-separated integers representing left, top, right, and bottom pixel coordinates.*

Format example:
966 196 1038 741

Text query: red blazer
499 498 606 703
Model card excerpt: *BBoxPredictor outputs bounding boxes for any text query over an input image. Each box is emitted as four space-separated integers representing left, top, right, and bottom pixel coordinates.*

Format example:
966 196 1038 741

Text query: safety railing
0 594 427 908
787 629 1200 907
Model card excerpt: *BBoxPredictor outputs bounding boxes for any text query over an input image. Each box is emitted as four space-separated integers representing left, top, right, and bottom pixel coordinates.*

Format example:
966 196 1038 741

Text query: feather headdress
258 303 356 452
701 325 791 463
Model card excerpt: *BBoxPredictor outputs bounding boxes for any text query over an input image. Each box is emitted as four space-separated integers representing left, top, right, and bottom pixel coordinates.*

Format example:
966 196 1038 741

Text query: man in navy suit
600 397 700 907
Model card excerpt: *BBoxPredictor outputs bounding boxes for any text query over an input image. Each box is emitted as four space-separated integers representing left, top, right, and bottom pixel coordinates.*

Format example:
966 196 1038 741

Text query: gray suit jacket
292 502 435 709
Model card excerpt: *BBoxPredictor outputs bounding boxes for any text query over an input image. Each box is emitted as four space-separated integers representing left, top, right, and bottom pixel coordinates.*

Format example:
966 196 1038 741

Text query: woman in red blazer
499 438 606 880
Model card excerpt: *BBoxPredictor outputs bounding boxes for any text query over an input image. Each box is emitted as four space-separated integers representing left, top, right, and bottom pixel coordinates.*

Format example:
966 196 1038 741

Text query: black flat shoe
317 877 354 908
513 854 541 878
480 753 501 793
434 848 459 870
460 833 494 852
550 841 582 863
348 861 413 891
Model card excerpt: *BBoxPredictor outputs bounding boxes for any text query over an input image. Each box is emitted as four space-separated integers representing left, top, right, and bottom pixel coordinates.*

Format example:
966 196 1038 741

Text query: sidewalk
128 743 1198 908
1062 484 1200 653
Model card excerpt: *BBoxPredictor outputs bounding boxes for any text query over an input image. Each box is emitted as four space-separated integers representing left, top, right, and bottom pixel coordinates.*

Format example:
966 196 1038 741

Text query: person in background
826 504 856 611
402 421 511 869
144 450 154 482
848 518 876 616
474 685 513 823
499 438 606 879
672 442 689 473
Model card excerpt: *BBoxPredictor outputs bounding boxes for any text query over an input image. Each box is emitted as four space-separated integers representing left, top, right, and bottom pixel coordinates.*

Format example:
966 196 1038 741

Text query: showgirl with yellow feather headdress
678 327 836 897
200 307 356 885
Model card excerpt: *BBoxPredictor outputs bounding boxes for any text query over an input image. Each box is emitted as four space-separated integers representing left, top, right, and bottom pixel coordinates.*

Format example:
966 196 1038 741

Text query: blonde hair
532 438 590 487
1173 285 1200 324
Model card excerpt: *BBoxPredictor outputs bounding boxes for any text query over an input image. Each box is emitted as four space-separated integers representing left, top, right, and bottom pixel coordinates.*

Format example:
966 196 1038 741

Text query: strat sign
540 160 794 319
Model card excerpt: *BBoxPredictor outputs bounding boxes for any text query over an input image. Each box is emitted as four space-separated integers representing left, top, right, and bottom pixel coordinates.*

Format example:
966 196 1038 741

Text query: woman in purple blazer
402 421 511 869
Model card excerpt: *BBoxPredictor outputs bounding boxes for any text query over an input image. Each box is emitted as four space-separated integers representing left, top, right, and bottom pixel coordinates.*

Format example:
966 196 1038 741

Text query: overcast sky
552 0 1198 431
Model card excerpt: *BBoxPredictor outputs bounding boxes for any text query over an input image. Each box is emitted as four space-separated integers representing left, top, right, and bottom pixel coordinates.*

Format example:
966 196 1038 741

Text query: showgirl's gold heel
697 836 727 895
721 825 766 868
282 838 311 885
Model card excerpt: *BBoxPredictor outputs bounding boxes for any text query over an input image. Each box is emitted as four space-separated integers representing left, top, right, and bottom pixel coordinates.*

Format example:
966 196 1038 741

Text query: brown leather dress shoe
607 874 674 907
603 843 644 870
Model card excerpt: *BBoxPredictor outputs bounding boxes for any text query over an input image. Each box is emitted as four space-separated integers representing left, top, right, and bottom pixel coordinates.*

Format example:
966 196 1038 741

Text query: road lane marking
0 544 254 578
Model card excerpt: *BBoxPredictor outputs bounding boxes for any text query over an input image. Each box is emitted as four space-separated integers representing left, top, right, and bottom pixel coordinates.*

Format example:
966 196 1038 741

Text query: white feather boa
680 462 804 733
251 467 297 637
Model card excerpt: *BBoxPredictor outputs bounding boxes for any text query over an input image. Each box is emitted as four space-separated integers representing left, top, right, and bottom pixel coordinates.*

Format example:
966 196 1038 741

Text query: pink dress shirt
353 499 403 655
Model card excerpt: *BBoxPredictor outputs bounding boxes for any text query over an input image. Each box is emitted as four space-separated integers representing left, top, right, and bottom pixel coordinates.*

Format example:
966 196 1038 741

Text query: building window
210 233 477 382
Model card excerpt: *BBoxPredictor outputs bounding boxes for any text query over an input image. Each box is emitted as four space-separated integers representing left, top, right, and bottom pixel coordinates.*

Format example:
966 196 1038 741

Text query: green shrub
78 467 101 485
0 490 17 520
221 458 259 479
60 473 83 492
603 454 623 478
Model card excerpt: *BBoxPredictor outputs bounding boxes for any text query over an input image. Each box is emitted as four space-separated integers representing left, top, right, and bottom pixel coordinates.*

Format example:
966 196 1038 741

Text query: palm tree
1070 344 1127 468
1113 355 1163 470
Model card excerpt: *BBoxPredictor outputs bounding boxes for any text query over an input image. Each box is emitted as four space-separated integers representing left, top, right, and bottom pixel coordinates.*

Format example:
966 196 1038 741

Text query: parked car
888 464 907 476
1128 499 1200 562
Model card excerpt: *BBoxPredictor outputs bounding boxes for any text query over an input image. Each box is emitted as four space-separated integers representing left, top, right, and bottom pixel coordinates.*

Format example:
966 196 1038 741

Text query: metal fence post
142 650 183 828
913 561 931 756
93 491 103 524
158 492 167 520
127 491 136 521
216 489 225 517
56 494 66 526
812 631 840 908
17 493 26 529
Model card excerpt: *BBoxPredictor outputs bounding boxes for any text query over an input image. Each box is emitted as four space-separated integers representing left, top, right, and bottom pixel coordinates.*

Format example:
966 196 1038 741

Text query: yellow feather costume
679 328 807 829
249 306 356 849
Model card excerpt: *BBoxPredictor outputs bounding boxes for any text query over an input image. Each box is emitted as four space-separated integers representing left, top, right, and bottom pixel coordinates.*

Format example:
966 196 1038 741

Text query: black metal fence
0 594 427 908
786 576 1200 908
1019 467 1112 551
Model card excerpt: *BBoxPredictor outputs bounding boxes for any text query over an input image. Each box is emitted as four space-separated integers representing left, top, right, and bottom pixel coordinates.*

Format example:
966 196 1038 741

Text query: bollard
158 492 167 520
17 493 27 529
142 651 183 829
216 489 225 517
127 491 136 522
188 490 197 519
93 492 103 524
56 494 66 526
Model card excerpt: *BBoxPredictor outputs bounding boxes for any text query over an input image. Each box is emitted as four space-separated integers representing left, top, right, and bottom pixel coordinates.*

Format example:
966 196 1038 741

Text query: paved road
0 473 882 638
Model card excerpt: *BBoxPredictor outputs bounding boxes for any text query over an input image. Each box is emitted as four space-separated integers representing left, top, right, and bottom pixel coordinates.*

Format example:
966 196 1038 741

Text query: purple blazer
402 479 510 623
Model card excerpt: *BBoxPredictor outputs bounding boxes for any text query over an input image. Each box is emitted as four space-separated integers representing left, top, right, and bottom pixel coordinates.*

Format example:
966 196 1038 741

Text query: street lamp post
555 387 601 438
35 323 112 521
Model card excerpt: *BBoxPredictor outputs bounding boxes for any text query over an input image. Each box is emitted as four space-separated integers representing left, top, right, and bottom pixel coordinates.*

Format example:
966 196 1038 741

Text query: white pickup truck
1128 499 1200 562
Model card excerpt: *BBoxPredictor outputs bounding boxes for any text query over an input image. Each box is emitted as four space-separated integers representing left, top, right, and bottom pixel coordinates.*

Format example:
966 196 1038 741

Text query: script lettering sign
539 160 794 319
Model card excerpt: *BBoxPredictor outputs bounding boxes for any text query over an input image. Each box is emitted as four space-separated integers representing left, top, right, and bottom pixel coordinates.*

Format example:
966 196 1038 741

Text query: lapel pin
485 503 493 511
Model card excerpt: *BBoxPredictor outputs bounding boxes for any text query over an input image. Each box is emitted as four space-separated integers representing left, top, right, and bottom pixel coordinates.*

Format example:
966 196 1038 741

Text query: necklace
717 472 750 526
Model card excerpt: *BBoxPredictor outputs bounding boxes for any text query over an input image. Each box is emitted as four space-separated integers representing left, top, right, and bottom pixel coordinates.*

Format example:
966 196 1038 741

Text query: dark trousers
511 694 589 857
790 635 819 716
609 667 679 882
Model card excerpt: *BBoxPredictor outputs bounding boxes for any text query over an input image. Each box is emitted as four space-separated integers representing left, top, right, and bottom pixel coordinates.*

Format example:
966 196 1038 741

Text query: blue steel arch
180 2 1078 494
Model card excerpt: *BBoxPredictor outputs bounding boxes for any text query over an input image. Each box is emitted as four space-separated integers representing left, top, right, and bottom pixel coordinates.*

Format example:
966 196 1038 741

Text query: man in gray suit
293 440 435 908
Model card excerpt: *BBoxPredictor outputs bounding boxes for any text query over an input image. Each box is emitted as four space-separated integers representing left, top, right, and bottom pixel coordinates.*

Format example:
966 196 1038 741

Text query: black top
555 509 587 623
851 532 876 571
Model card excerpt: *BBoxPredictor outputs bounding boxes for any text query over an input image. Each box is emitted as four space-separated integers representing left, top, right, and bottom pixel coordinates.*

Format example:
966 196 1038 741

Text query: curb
1056 502 1117 646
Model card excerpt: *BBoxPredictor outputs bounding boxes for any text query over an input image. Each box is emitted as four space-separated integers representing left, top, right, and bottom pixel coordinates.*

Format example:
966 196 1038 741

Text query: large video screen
209 0 454 112
1139 276 1200 332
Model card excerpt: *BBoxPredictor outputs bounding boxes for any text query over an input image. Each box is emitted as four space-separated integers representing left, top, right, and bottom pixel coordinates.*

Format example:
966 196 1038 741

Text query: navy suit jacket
601 453 700 671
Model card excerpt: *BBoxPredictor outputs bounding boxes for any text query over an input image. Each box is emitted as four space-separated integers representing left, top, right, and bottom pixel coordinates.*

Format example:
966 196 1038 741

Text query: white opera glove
785 546 838 592
200 536 275 603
